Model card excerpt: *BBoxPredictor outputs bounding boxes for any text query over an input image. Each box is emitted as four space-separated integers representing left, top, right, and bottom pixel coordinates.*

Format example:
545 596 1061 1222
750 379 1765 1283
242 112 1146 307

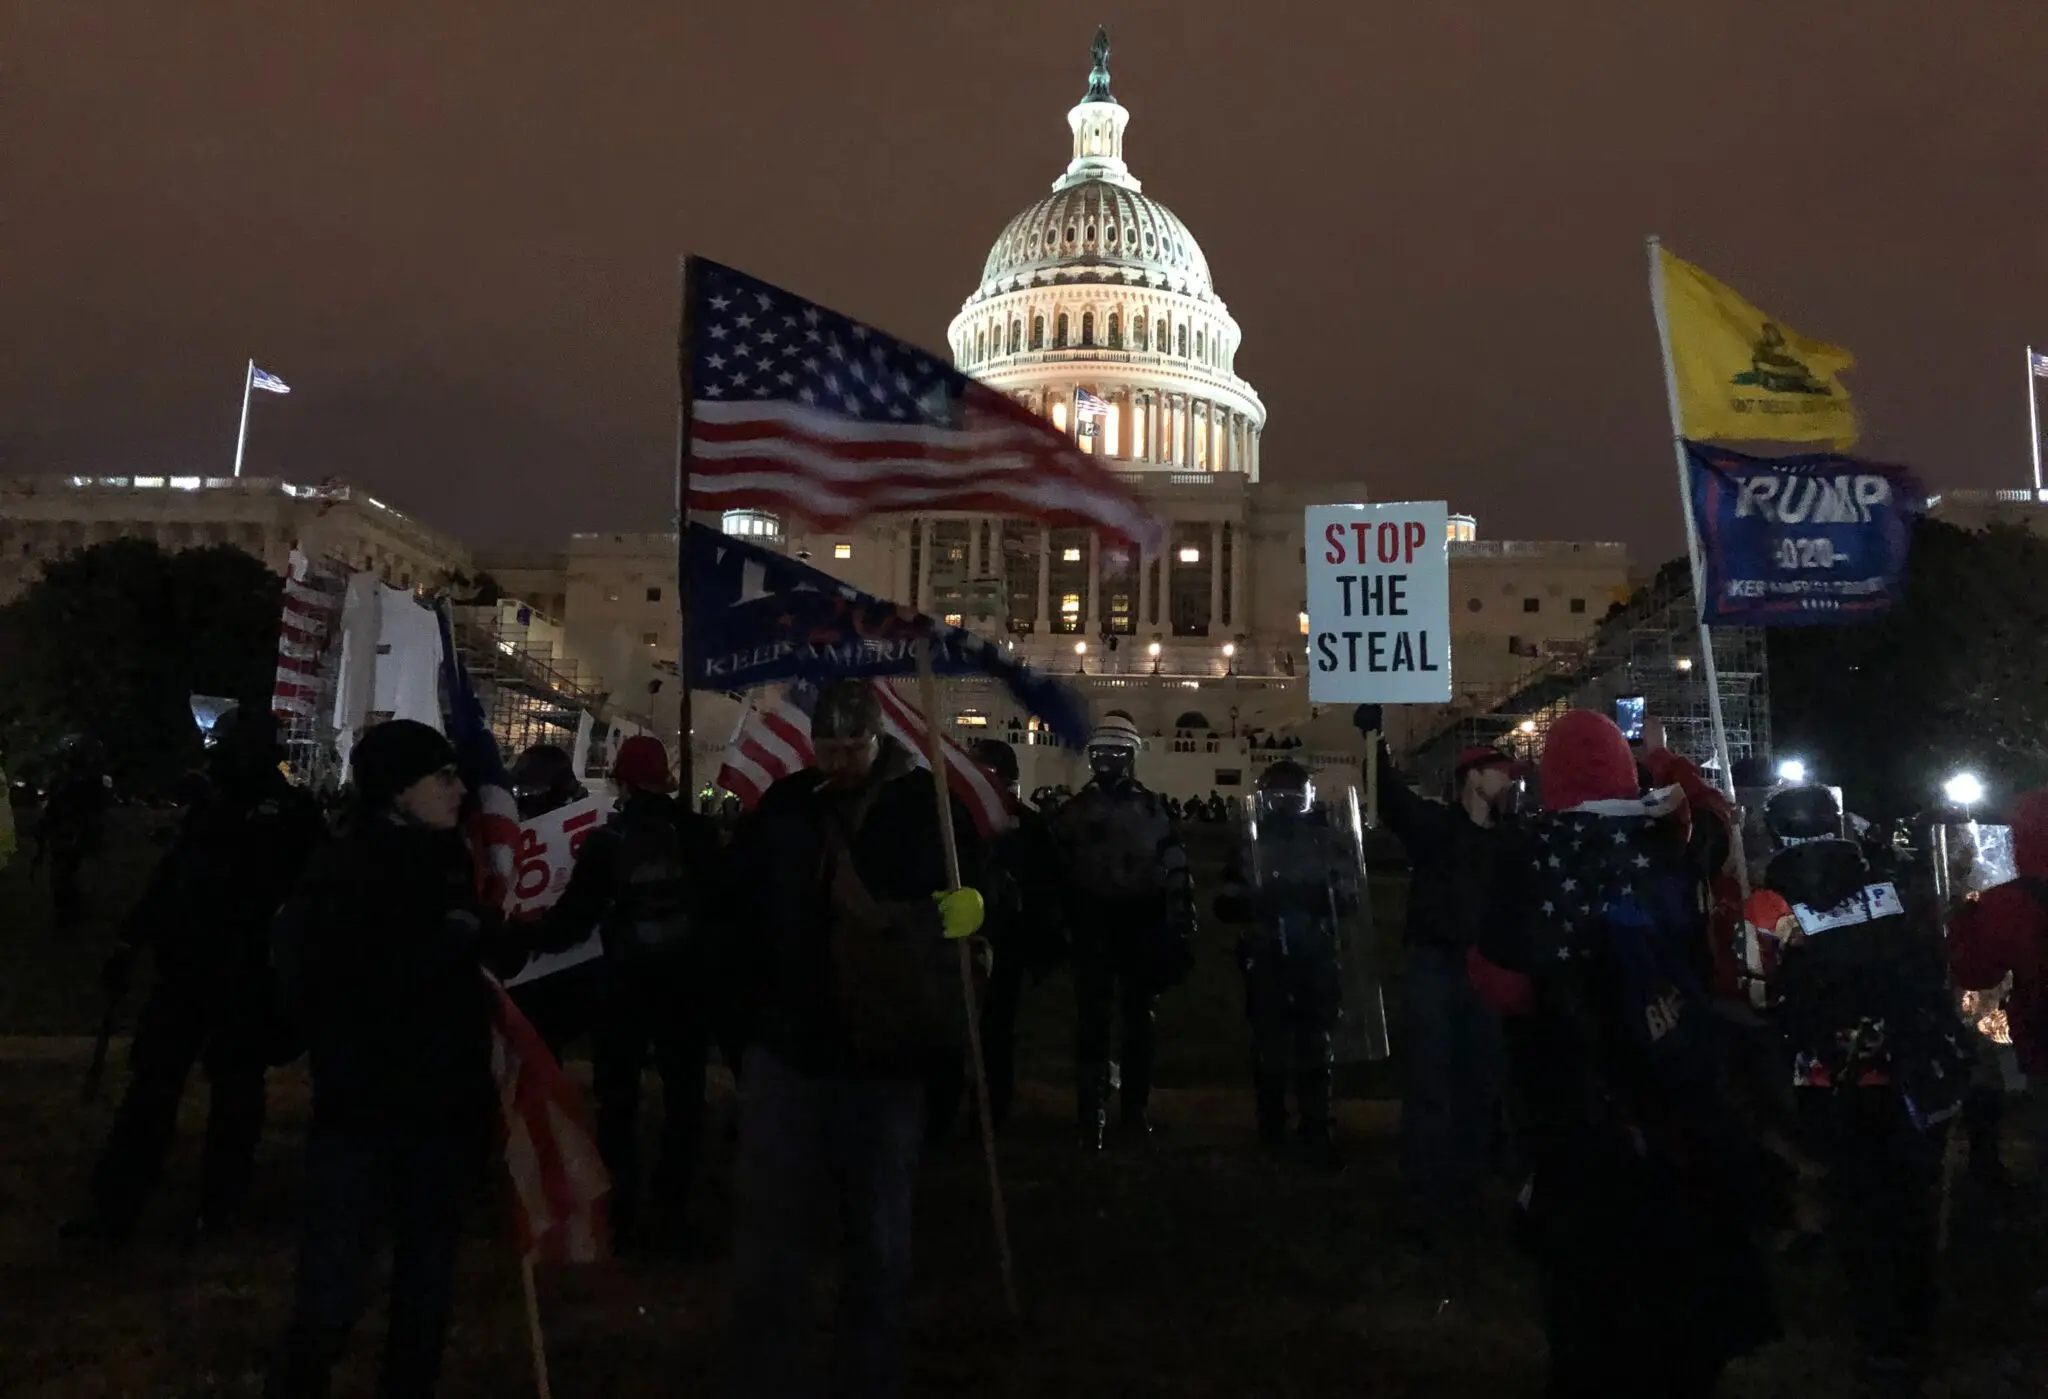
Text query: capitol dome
948 30 1266 480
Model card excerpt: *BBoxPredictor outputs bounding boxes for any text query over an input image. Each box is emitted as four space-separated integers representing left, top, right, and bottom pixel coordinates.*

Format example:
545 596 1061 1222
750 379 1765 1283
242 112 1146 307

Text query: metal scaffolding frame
1408 575 1770 787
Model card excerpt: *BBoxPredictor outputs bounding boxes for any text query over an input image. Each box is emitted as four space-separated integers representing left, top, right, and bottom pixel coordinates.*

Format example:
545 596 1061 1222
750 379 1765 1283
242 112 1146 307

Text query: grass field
1 813 2044 1396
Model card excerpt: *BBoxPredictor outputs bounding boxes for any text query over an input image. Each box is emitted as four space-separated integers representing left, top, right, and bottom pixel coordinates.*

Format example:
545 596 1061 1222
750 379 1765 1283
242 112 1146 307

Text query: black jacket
126 771 325 988
719 739 982 1077
1375 744 1516 953
541 792 720 966
273 817 513 1133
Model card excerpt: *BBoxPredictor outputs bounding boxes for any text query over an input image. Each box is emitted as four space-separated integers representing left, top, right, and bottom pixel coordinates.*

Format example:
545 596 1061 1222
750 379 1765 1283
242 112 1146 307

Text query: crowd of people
18 686 2043 1397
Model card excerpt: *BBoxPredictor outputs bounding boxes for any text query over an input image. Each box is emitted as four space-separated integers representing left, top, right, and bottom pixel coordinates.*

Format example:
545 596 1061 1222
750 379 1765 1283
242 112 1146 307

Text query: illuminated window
605 588 621 603
946 547 963 562
955 711 989 728
642 632 659 647
943 613 964 627
833 543 853 560
721 509 782 541
1298 611 1310 636
1060 593 1081 615
1053 401 1068 431
1178 546 1201 564
1062 547 1082 562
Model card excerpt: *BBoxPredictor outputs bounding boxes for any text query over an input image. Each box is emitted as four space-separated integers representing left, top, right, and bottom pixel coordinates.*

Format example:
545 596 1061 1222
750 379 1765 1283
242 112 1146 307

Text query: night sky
9 1 2048 561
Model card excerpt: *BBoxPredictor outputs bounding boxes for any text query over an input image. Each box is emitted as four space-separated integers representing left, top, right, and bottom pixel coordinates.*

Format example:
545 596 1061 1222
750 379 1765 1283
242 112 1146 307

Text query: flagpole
915 639 1021 1324
1647 236 1741 807
2028 345 2042 496
676 257 698 797
232 358 254 479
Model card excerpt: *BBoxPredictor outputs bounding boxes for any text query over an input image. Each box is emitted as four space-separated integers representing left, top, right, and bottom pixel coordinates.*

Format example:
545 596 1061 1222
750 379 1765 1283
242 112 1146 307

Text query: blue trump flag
682 522 1090 747
1686 441 1925 626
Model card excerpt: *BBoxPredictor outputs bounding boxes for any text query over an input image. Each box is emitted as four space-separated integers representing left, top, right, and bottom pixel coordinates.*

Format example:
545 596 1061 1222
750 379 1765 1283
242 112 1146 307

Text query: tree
0 540 283 792
1769 520 2048 816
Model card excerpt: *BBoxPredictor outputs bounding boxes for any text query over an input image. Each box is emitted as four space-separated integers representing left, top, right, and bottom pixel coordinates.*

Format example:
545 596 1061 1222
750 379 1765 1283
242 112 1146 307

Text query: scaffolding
447 607 613 760
1408 574 1770 787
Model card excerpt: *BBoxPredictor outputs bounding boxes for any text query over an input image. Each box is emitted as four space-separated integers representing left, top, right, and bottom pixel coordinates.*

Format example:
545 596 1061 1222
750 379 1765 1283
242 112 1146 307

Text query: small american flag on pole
2031 350 2048 378
251 366 291 394
684 259 1163 552
717 681 1011 837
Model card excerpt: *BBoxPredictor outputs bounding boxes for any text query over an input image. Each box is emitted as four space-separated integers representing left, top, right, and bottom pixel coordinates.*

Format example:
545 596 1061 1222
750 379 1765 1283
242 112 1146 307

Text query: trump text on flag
1304 502 1451 705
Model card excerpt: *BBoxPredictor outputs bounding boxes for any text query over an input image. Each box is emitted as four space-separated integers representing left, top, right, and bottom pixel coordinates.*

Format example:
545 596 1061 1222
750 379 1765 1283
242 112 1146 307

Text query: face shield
1087 741 1138 785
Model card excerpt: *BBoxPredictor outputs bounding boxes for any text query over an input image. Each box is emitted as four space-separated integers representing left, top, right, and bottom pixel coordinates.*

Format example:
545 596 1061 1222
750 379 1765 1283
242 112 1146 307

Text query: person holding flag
265 720 528 1398
718 679 986 1398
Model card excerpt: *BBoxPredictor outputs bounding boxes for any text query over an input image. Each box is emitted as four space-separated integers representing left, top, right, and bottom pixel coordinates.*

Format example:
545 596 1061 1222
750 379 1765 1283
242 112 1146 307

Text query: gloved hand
1351 703 1384 737
932 888 985 941
100 945 135 999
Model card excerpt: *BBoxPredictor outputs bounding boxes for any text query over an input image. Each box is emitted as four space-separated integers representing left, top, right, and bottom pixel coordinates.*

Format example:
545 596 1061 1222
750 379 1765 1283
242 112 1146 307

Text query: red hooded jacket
1948 789 2048 1076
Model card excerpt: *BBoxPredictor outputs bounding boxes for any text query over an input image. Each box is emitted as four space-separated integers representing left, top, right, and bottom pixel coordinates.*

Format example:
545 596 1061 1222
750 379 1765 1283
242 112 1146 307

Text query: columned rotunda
946 35 1267 480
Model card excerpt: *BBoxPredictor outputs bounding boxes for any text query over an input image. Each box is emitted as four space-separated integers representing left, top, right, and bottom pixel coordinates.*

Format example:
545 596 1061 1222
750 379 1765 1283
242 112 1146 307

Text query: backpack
1586 867 1722 1105
821 807 964 1074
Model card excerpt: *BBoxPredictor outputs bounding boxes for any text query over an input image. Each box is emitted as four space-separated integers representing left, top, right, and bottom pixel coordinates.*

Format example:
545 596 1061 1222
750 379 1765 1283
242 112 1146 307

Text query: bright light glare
1518 720 1537 735
1074 641 1088 655
1945 772 1985 807
1777 759 1807 785
1222 643 1236 658
1675 656 1695 672
1147 641 1162 657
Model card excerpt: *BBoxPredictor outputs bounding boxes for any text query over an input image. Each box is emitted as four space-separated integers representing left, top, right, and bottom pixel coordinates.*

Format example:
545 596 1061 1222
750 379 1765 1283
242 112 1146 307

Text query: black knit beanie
350 719 457 812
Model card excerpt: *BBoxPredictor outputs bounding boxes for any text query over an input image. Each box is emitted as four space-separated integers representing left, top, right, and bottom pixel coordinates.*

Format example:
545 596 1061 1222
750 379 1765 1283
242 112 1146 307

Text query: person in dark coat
719 680 985 1399
63 710 324 1244
540 735 719 1243
1471 710 1778 1399
1354 704 1522 1220
264 719 522 1399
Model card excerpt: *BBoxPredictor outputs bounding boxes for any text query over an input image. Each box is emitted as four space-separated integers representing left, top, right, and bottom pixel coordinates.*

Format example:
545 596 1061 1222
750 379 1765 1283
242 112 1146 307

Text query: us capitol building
705 33 1631 776
0 33 1645 794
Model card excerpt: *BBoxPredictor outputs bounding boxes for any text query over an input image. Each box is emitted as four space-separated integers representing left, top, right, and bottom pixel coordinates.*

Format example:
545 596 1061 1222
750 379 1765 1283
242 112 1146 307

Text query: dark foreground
2 826 2046 1396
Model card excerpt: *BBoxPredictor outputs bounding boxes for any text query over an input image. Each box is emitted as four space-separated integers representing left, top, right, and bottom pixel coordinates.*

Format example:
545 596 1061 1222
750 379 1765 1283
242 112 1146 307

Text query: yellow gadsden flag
1657 245 1857 448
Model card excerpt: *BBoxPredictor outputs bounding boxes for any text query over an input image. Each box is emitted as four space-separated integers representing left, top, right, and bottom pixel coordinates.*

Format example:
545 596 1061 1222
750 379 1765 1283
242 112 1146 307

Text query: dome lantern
1056 27 1137 194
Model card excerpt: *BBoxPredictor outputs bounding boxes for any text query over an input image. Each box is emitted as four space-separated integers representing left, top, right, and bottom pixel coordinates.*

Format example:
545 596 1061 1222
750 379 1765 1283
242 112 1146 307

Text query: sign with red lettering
1305 502 1451 704
504 792 609 987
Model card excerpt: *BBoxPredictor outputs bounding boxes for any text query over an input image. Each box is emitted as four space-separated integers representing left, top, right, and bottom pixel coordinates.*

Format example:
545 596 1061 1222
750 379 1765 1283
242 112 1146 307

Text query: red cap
1538 710 1639 812
1454 746 1525 780
612 735 674 792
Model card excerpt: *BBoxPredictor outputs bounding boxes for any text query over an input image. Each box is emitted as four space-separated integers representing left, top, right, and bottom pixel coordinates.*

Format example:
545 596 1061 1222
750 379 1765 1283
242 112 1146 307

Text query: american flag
683 258 1163 553
270 550 343 719
490 981 610 1262
2032 350 2048 378
435 608 611 1262
251 366 291 394
717 680 1012 837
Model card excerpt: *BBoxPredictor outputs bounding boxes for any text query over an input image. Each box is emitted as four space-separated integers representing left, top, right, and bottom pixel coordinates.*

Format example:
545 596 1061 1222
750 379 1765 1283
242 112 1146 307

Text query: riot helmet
1765 783 1843 845
1086 712 1143 787
511 744 580 810
1256 759 1316 821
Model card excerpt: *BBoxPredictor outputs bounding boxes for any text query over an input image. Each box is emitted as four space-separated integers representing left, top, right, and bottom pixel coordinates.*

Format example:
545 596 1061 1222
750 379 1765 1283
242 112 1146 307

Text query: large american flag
717 681 1011 837
270 550 344 719
683 258 1164 553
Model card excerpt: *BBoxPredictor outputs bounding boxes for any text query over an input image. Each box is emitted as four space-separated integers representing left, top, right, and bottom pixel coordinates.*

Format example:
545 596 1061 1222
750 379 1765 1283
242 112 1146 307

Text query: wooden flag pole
913 639 1021 1322
520 1255 553 1399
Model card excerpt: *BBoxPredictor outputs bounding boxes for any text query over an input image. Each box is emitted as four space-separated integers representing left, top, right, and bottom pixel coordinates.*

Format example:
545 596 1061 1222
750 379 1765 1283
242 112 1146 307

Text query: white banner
1304 501 1452 705
504 793 609 988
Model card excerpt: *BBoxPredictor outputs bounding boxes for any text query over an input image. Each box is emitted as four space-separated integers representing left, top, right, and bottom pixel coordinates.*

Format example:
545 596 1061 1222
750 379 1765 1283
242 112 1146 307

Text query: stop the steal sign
1305 502 1452 705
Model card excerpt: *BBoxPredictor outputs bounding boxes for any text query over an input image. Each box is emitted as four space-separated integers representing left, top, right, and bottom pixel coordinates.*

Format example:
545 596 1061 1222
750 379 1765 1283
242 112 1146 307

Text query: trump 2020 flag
684 521 1091 747
1686 441 1925 625
251 366 291 394
681 258 1163 553
1656 246 1856 449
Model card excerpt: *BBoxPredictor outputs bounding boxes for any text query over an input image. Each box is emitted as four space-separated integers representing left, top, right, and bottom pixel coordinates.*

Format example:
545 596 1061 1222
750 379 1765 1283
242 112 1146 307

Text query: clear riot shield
1332 785 1391 1063
1936 822 2022 1068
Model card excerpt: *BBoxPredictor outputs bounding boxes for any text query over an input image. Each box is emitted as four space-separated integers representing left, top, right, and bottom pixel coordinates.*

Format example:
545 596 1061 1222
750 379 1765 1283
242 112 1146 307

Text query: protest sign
504 792 608 988
1305 502 1451 705
1686 441 1924 625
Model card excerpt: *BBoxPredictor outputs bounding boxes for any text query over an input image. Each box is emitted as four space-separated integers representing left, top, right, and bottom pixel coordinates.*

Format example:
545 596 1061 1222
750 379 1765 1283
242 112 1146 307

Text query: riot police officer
1754 783 1975 1397
541 735 719 1243
1216 761 1353 1167
65 708 325 1243
1049 713 1196 1149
